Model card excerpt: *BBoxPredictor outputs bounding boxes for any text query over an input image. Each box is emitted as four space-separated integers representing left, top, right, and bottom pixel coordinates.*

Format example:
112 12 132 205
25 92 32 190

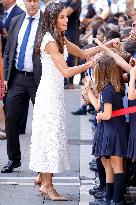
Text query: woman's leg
40 173 67 201
34 173 42 187
101 157 114 201
111 156 125 203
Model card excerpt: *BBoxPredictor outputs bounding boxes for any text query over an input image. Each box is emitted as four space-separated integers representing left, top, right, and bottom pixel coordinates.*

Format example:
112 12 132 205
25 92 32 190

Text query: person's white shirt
80 0 90 19
110 0 126 14
15 10 40 72
93 0 109 16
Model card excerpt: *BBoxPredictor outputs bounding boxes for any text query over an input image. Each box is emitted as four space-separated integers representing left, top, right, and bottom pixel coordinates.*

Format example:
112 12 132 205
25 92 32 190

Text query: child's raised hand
112 38 120 50
81 88 90 104
129 28 136 40
82 76 90 85
129 57 136 67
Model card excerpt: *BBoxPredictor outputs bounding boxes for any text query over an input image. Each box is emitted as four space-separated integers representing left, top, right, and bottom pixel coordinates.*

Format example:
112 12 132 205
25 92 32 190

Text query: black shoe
94 188 106 199
71 108 87 115
87 108 95 114
89 186 104 195
88 119 95 123
1 160 21 173
89 199 105 205
90 163 98 172
111 201 126 205
89 159 96 165
102 199 112 205
89 162 97 167
19 131 25 135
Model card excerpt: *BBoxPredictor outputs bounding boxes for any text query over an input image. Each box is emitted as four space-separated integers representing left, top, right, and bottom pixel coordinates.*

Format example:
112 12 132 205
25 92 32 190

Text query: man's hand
4 81 7 92
3 28 8 39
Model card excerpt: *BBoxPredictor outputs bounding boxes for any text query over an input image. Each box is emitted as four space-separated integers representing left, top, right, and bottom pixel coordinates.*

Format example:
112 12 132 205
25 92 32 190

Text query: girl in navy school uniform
82 54 128 205
95 38 136 188
127 61 136 160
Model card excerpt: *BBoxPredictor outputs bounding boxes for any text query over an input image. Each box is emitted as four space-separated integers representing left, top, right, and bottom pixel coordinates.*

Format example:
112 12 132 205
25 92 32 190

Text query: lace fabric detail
29 32 70 173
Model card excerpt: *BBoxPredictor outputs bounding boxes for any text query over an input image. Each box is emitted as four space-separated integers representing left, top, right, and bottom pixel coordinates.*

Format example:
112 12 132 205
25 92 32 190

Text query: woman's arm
45 41 92 78
94 38 132 72
65 37 102 59
100 5 110 20
128 66 136 100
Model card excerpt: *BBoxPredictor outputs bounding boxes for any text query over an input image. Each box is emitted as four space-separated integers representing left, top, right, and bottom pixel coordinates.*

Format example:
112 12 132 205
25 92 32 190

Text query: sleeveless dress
29 32 70 173
92 84 127 157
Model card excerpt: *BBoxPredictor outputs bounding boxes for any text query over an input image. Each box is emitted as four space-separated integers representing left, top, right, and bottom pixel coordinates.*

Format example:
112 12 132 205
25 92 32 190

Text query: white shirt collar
6 4 16 16
25 10 40 20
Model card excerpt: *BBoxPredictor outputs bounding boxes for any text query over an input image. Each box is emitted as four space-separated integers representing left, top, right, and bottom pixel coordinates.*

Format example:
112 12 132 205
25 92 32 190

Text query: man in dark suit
1 0 29 137
2 0 24 54
0 1 24 139
1 0 43 173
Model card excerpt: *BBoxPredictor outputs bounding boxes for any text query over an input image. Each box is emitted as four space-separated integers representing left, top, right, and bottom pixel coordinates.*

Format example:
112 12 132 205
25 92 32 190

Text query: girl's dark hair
98 24 110 35
123 39 136 55
119 14 129 21
35 2 65 55
94 55 124 93
106 16 118 25
105 29 120 41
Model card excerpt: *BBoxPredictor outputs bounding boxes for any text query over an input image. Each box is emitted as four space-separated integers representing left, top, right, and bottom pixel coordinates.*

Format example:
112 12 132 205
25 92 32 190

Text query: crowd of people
78 1 136 205
0 0 136 204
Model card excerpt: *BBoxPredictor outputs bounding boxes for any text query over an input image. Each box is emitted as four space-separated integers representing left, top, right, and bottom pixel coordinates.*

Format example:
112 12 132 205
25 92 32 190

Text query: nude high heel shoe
40 185 67 201
34 173 42 187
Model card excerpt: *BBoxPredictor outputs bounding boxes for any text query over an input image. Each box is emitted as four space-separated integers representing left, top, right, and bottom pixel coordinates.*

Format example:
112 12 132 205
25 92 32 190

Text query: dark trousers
3 93 29 134
6 73 37 161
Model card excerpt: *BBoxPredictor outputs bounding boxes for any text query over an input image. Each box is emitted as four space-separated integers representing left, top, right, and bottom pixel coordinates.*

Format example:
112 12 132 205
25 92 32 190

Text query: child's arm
96 103 112 121
87 89 100 111
126 0 136 21
128 64 136 100
94 38 132 72
82 77 100 111
96 86 115 121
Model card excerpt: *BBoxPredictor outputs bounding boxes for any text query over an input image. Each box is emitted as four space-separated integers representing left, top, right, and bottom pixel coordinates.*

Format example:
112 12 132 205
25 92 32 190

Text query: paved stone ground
0 88 136 205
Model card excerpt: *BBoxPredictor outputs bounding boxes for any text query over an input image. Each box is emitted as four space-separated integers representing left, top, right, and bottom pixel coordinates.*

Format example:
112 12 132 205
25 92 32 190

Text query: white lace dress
29 32 70 173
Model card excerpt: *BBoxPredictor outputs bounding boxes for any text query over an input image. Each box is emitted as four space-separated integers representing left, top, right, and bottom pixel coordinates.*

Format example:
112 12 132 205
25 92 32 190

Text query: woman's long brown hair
35 2 65 55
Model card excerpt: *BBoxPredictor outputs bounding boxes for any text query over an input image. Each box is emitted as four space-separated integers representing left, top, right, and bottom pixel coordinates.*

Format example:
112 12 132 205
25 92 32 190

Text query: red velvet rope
112 106 136 117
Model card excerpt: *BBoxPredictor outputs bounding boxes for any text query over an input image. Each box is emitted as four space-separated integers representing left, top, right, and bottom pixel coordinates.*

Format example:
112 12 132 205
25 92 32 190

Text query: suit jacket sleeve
4 19 14 81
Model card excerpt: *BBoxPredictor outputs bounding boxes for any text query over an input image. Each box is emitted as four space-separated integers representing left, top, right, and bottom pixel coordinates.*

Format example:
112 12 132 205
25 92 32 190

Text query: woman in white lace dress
29 2 102 201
